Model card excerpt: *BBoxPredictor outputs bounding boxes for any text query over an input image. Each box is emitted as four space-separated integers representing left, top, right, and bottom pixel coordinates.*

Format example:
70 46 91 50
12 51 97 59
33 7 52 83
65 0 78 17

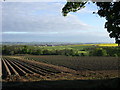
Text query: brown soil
2 56 118 82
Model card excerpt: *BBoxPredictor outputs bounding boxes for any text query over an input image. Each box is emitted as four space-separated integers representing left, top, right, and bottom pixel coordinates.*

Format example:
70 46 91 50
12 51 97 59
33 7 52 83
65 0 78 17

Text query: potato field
1 55 119 89
23 55 119 71
1 55 119 81
1 56 61 81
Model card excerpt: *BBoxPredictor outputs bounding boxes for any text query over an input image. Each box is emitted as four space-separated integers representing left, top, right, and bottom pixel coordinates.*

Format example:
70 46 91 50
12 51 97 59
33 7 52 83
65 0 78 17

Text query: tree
62 0 120 46
22 45 29 54
36 49 43 55
10 51 15 55
90 48 107 56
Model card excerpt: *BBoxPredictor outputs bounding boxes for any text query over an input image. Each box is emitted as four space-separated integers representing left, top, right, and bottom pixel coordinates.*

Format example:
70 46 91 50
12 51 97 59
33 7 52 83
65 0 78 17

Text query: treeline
87 47 120 57
2 45 120 57
2 45 79 56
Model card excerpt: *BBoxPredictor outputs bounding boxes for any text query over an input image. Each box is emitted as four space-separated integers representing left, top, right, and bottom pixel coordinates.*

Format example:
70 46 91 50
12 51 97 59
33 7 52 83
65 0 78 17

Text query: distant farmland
38 43 118 50
1 43 119 82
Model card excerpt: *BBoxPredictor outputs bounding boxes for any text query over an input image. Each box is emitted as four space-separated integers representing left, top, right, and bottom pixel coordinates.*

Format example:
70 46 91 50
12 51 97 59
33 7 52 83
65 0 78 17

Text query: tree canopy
62 0 120 46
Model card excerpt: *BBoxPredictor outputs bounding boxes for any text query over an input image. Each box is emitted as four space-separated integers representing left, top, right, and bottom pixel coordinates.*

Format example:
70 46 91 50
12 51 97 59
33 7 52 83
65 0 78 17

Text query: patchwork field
38 43 118 50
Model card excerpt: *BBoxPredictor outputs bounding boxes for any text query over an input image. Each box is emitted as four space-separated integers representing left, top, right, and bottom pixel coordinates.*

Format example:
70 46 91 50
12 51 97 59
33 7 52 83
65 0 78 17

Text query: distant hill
1 42 114 46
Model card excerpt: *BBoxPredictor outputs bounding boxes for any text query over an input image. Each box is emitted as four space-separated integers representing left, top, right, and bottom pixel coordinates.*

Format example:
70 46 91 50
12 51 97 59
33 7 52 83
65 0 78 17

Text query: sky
1 1 115 43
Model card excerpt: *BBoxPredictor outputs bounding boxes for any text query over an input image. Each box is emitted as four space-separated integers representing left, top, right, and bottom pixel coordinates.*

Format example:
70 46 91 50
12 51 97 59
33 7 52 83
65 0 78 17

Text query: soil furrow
2 59 11 76
12 59 46 76
6 59 26 76
8 59 35 74
4 58 19 76
16 60 54 75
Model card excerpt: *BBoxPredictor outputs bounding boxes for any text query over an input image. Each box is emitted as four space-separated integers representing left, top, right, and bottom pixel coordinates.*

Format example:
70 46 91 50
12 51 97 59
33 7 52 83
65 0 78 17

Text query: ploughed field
1 56 61 81
23 55 119 71
1 55 119 82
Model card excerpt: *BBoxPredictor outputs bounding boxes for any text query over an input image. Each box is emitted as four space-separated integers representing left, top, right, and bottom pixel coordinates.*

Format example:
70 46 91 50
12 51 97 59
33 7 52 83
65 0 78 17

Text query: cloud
0 1 2 41
2 2 93 34
2 2 114 43
2 30 114 43
3 31 28 34
2 0 66 2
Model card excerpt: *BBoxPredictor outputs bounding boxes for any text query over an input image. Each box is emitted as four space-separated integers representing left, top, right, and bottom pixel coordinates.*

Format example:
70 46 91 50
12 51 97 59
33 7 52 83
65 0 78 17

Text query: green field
38 43 118 50
36 45 92 51
2 43 120 57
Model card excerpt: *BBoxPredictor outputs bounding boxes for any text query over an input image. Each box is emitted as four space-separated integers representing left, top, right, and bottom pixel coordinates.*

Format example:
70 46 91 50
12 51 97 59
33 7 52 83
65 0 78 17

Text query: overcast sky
1 1 115 43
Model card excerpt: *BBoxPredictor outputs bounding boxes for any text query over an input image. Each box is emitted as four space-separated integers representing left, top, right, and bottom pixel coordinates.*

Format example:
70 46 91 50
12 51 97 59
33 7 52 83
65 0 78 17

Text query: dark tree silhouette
62 0 120 46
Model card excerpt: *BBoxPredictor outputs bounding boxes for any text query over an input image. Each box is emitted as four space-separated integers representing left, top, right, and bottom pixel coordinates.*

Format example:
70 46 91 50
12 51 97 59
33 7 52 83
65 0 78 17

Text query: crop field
1 55 119 82
1 55 119 88
1 56 63 81
23 55 119 71
37 45 92 51
96 43 118 47
40 43 118 50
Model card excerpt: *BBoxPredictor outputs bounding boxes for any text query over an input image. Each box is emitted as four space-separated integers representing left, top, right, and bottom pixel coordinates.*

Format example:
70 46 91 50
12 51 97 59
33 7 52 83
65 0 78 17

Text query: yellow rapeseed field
96 43 118 47
71 43 118 47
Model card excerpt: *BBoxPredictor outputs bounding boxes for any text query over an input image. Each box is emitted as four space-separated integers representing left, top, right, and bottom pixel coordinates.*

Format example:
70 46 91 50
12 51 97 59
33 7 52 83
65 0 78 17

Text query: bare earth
2 56 119 82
